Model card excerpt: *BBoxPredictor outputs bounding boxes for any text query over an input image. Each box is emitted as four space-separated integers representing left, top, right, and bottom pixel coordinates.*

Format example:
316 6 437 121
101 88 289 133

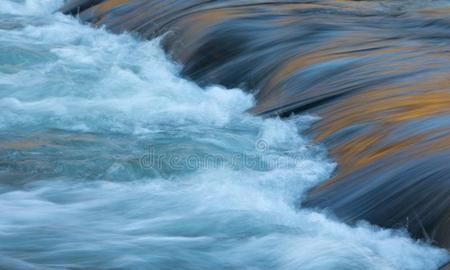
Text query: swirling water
0 0 449 269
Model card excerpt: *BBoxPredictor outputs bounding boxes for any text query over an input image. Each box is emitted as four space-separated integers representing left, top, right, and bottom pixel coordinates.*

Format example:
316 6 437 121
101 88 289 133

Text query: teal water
0 1 449 269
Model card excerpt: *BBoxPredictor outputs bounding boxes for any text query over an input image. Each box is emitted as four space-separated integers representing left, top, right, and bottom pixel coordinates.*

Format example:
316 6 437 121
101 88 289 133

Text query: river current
0 1 449 269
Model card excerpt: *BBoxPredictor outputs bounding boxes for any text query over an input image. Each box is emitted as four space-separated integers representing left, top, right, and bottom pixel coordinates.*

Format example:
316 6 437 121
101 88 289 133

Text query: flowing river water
0 0 449 269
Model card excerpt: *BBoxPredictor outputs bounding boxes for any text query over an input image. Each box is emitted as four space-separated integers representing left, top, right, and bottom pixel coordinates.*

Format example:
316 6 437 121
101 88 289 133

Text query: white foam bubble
1 0 62 15
0 12 255 132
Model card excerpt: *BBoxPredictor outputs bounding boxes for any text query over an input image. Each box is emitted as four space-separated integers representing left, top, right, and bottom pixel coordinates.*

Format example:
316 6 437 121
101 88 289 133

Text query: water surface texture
57 0 450 252
0 1 449 270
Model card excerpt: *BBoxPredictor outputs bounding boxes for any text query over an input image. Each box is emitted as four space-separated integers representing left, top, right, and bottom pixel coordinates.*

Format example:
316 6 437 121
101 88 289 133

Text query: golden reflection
97 0 130 13
312 74 450 191
0 134 99 151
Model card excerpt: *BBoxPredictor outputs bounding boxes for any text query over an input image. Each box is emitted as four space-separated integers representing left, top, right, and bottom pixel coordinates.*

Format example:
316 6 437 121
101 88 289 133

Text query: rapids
0 0 449 269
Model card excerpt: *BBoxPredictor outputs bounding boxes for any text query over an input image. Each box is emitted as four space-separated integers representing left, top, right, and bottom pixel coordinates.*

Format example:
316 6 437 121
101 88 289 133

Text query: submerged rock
60 0 450 254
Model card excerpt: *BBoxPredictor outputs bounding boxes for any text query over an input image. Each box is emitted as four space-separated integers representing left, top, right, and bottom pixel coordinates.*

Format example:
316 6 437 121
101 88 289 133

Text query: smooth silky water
0 1 449 269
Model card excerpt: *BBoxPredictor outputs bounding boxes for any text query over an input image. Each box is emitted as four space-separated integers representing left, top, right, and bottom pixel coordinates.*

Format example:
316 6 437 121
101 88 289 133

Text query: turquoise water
0 1 449 269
